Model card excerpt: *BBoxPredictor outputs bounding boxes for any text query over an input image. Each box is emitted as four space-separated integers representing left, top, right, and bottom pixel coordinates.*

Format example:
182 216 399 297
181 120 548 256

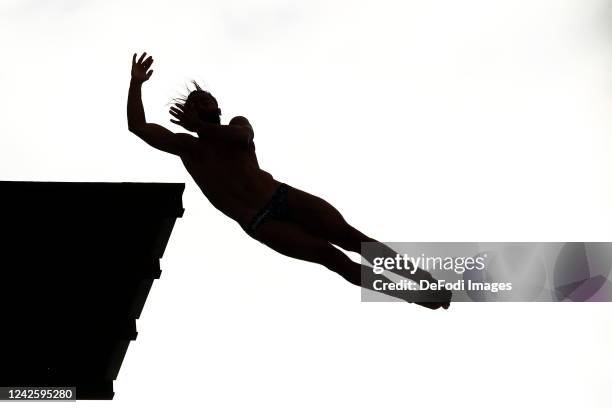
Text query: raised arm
127 52 197 156
169 103 253 148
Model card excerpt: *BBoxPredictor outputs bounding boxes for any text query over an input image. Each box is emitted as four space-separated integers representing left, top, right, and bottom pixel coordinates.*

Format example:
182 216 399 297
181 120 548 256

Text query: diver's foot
415 288 452 310
415 301 450 310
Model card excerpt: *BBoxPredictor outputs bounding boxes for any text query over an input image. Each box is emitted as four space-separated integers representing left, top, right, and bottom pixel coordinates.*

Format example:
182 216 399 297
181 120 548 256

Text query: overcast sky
2 1 612 407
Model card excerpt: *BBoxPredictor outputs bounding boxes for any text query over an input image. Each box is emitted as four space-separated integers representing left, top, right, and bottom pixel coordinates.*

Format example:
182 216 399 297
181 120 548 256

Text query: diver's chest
182 147 247 173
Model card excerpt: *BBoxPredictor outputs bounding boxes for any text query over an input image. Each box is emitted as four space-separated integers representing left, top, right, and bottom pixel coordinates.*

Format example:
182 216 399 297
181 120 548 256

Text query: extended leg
282 185 451 307
248 219 440 306
283 186 442 279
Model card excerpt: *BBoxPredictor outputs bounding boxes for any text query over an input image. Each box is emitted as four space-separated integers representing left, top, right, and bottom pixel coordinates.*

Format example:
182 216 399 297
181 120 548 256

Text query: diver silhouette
127 52 451 309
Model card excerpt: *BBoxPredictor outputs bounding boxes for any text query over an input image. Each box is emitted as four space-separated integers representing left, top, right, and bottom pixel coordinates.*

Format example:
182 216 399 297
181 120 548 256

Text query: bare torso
180 135 280 226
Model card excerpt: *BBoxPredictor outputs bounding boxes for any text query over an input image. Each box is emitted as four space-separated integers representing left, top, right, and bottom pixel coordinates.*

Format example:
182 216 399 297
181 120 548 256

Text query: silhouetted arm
127 52 197 156
169 105 253 148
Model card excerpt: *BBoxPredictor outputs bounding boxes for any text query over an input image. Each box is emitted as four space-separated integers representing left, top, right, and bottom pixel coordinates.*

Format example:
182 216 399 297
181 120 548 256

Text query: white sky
2 0 612 407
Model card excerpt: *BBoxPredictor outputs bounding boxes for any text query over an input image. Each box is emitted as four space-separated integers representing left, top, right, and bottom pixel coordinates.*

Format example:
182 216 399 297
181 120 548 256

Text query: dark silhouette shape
0 181 184 399
128 52 451 309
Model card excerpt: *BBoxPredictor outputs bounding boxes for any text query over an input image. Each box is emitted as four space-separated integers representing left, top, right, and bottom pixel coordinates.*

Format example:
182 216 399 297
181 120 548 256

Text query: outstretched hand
131 52 154 84
169 103 200 132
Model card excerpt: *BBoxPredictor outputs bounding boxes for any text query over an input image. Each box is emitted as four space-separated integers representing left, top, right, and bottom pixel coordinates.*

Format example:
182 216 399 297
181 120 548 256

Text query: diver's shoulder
228 116 252 128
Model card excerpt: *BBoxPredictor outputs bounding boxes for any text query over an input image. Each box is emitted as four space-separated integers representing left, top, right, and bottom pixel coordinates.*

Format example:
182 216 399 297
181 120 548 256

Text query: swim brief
241 183 290 236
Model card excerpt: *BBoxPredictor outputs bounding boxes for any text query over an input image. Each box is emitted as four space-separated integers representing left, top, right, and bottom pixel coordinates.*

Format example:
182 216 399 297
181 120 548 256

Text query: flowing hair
169 80 218 110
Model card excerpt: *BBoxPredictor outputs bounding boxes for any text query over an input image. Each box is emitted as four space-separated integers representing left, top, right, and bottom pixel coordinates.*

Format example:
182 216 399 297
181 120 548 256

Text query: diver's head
179 81 221 125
